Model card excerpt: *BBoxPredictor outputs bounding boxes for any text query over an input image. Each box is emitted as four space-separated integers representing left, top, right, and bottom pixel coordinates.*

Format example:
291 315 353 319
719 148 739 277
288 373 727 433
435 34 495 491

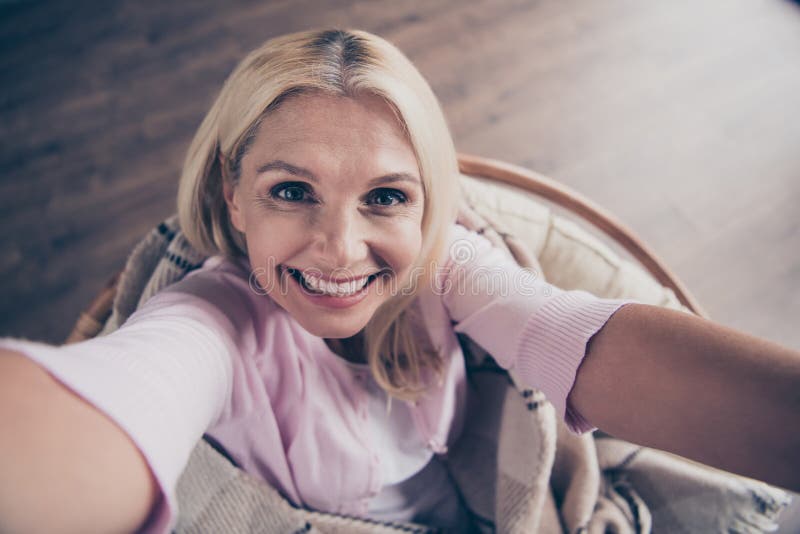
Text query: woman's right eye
271 182 312 203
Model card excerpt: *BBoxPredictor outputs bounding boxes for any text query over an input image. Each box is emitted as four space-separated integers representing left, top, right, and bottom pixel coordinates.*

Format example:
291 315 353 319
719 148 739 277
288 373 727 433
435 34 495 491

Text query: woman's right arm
0 348 159 533
0 279 243 534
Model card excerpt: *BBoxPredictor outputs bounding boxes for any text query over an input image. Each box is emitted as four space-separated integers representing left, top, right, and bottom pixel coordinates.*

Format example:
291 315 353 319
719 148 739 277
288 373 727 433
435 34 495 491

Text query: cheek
242 217 300 270
376 218 423 271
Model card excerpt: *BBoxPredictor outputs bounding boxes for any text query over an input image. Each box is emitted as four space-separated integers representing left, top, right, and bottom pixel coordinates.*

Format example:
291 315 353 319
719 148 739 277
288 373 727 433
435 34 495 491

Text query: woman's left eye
368 188 407 207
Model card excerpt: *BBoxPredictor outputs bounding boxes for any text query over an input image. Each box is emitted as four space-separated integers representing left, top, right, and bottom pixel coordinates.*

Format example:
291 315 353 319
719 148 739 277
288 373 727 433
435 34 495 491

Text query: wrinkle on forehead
242 93 420 187
266 94 408 148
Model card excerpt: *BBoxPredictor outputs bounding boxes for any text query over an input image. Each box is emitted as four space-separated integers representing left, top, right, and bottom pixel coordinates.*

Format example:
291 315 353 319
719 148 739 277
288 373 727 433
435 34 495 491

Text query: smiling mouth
284 266 382 297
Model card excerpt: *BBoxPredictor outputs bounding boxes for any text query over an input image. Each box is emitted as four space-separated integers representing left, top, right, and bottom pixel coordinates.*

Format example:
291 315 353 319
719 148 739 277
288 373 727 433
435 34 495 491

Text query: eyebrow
255 159 421 187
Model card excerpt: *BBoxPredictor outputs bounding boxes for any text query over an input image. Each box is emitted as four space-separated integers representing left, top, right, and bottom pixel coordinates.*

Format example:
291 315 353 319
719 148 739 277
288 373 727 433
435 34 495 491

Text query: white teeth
302 273 370 296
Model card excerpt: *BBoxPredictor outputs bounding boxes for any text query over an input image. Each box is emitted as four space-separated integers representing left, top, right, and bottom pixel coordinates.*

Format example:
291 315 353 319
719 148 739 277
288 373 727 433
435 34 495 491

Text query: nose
311 205 369 270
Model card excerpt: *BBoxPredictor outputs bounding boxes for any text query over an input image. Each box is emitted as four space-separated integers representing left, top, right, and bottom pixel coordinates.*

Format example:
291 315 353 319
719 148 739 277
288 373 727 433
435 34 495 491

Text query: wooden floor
1 0 799 353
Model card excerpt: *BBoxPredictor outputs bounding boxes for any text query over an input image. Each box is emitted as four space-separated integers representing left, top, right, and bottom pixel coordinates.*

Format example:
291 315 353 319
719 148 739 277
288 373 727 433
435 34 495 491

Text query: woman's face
224 93 425 339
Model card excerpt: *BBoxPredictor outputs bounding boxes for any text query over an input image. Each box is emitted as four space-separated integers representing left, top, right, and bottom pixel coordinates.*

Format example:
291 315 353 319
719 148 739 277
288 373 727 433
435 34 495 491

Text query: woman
1 29 798 533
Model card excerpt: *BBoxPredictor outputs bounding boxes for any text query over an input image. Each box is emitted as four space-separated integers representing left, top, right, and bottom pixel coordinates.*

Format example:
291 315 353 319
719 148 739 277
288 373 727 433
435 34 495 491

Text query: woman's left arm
569 302 800 492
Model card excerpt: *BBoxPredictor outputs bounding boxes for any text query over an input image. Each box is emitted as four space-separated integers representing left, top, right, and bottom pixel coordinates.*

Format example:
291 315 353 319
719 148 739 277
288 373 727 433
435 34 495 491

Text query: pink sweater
0 223 635 533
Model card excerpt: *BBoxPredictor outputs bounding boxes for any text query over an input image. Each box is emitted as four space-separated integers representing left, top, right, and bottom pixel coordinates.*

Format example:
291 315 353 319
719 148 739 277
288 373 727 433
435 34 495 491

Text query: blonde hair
177 29 460 400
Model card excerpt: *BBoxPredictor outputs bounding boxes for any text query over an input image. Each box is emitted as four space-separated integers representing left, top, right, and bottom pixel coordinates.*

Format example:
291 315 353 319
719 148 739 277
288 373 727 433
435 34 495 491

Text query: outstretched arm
0 284 238 533
569 302 800 492
0 348 160 533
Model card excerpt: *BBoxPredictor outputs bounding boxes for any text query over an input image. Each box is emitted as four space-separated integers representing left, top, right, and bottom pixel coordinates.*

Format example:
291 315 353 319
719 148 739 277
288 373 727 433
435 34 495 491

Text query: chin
301 319 366 340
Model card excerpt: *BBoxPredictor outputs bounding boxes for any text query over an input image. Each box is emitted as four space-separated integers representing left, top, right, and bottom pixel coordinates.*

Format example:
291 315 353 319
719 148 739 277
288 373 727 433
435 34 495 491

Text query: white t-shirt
344 360 472 529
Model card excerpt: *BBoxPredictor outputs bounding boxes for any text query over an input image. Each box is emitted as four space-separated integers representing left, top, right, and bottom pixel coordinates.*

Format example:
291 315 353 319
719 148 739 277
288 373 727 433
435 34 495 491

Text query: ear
222 178 246 234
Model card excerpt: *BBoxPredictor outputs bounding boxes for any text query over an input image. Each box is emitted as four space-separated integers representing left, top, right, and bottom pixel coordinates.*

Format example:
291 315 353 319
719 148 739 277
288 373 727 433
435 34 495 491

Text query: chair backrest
457 154 705 318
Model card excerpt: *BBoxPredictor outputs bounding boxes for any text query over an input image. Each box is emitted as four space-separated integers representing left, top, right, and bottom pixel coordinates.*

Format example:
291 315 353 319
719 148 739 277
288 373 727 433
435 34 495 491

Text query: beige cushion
459 173 691 313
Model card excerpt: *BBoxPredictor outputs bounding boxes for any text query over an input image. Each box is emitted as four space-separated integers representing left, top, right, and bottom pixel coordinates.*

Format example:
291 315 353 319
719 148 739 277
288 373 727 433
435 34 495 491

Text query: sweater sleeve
0 285 238 534
440 223 637 434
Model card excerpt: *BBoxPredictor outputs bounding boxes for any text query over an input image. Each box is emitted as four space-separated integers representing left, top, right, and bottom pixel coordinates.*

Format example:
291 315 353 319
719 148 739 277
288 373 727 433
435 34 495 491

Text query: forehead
245 93 418 172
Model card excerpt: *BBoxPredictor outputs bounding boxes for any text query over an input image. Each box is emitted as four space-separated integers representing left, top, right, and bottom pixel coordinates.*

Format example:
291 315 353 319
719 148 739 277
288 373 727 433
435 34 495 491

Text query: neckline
324 334 368 366
340 357 369 369
310 335 369 370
